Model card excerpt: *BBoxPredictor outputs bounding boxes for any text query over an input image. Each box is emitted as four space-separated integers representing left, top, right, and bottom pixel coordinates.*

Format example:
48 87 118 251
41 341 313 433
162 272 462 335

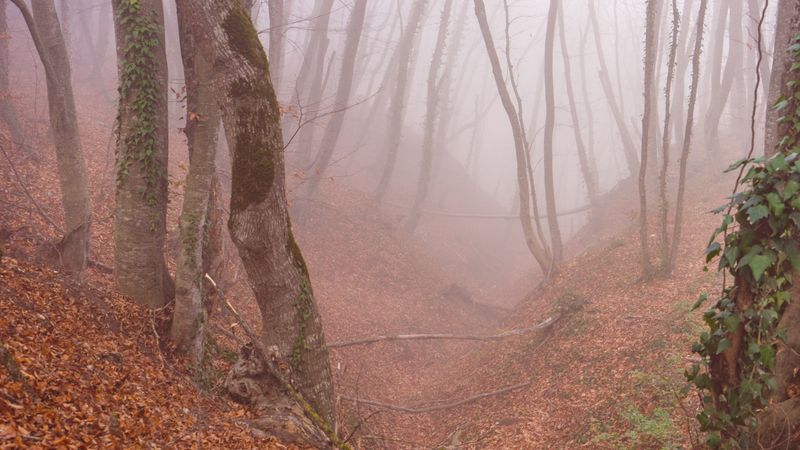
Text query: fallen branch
341 381 531 414
328 315 558 349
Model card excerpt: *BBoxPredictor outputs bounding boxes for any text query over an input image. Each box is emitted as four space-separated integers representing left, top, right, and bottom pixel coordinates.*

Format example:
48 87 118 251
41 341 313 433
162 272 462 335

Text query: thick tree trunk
473 0 551 273
14 0 91 273
111 0 173 307
0 0 26 153
543 0 563 265
304 0 368 197
170 0 221 365
765 0 800 156
406 0 453 232
557 6 598 209
175 0 336 428
588 0 639 179
373 0 429 202
668 0 708 271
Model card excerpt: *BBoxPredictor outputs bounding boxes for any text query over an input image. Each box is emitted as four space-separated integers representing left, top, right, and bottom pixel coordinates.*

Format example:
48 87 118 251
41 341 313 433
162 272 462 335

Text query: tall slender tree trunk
589 0 639 179
111 0 173 307
668 0 708 271
373 0 429 202
176 0 336 427
406 0 453 232
704 0 742 153
658 0 680 272
579 14 598 185
473 0 551 273
170 0 221 365
267 0 285 90
543 0 563 265
0 0 26 153
557 6 598 208
304 0 368 196
670 0 695 150
13 0 91 273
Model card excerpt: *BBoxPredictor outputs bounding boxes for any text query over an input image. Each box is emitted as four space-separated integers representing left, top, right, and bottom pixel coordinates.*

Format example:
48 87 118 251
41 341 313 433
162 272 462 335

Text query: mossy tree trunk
304 0 368 197
170 0 221 365
111 0 174 307
0 0 26 153
12 0 91 273
174 0 335 426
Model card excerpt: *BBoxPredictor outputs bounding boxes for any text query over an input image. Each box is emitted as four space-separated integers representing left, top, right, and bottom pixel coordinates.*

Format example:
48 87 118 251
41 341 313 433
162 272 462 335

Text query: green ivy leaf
748 254 772 281
716 338 732 354
767 192 786 216
747 204 770 224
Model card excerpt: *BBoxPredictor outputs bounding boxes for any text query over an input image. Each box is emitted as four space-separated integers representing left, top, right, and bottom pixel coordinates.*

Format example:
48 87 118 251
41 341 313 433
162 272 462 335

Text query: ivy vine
688 35 800 448
114 0 162 205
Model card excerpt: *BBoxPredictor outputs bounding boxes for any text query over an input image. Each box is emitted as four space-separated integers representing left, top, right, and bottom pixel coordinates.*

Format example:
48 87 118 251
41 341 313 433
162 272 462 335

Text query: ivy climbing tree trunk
765 0 800 156
304 0 367 197
406 0 453 232
0 0 26 153
111 0 174 307
174 0 336 429
12 0 91 273
170 0 221 365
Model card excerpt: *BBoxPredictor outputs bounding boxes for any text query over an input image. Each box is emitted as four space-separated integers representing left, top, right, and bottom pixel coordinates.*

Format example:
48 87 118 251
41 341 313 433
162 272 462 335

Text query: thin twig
341 381 531 414
328 316 557 348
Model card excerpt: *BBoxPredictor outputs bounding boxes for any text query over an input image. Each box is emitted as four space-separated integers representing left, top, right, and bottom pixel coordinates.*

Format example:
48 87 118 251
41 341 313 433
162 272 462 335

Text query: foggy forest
2 0 800 448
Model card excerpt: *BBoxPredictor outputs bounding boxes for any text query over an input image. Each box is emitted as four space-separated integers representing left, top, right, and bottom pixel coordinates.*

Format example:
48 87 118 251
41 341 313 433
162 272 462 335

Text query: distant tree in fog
0 0 26 153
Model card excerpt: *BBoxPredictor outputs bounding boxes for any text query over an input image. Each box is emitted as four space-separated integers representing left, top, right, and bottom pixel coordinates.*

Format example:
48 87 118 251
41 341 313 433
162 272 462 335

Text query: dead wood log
341 381 531 414
327 316 558 349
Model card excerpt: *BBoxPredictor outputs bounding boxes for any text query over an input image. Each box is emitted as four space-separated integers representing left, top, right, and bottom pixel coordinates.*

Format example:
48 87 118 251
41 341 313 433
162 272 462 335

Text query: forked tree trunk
175 0 336 427
406 0 453 232
13 0 91 273
473 0 551 273
373 0 429 202
557 6 598 209
588 0 639 179
111 0 174 307
704 0 742 154
542 0 563 265
304 0 368 197
0 0 26 153
170 0 222 365
638 0 660 277
668 0 707 272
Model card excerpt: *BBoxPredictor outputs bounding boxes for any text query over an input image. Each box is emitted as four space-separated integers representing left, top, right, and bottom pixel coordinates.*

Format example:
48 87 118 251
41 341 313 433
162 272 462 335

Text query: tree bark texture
0 0 26 153
111 0 174 307
174 0 335 426
543 0 563 265
765 0 800 156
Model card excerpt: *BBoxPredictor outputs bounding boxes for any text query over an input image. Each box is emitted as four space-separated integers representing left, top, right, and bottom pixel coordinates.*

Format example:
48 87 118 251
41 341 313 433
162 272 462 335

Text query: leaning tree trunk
668 0 708 272
637 0 660 277
111 0 174 307
373 0 429 203
304 0 368 197
0 0 26 154
170 0 221 365
556 6 598 209
175 0 336 430
406 0 453 232
12 0 91 273
588 0 639 179
473 0 552 273
542 0 563 265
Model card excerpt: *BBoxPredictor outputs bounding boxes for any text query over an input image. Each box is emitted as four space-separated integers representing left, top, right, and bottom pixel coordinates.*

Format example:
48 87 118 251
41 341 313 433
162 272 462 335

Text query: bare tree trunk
267 0 285 90
373 0 429 202
176 0 336 427
542 0 563 265
111 0 173 307
658 0 680 273
670 0 695 150
638 0 660 277
304 0 368 196
406 0 453 232
473 0 551 273
557 6 598 209
589 0 639 179
579 14 598 185
13 0 91 273
668 0 708 271
0 0 26 153
704 0 742 154
170 0 221 365
58 0 69 56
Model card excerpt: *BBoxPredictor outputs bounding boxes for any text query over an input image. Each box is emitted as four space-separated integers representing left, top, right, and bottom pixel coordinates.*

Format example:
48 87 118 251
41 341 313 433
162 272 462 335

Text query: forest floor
0 50 739 449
